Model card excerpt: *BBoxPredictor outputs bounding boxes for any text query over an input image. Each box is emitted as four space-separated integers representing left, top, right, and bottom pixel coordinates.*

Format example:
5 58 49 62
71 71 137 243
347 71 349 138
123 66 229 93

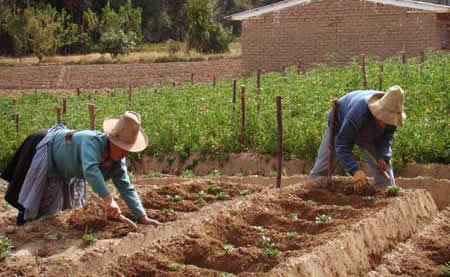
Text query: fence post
88 104 96 130
360 55 367 89
257 69 261 89
232 80 237 112
378 62 384 91
402 51 406 64
256 88 261 113
191 73 195 85
276 96 283 188
297 60 302 75
129 85 133 101
77 88 80 97
55 106 62 124
213 76 216 87
240 85 246 145
15 113 20 135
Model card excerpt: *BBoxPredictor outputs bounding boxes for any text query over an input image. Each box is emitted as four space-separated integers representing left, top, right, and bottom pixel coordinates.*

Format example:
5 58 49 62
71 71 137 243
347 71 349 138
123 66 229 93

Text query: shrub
81 233 96 247
0 237 12 261
387 185 401 196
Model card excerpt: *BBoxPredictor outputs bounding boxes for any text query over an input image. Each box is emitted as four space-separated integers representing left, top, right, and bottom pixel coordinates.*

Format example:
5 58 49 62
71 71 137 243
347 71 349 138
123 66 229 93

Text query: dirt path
0 59 242 94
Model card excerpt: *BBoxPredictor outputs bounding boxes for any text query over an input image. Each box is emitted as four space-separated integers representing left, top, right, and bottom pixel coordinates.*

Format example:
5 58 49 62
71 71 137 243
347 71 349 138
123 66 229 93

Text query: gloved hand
352 170 367 191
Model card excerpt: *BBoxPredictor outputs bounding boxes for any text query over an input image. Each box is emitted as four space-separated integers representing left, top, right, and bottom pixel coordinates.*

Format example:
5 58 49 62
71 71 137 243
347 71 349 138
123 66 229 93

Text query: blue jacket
47 130 146 219
329 90 396 175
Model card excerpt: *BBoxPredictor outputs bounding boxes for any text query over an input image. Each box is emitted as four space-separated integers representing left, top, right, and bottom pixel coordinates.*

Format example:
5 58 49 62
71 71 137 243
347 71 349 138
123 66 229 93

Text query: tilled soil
0 176 447 277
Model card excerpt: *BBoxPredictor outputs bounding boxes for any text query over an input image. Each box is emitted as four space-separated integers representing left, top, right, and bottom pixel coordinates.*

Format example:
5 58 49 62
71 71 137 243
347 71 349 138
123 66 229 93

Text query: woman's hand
138 216 161 226
376 159 387 173
102 194 121 219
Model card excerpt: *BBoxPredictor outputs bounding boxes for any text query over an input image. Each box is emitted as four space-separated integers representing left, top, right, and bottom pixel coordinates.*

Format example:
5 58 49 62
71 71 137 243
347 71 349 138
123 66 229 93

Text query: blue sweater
47 130 146 219
329 90 396 175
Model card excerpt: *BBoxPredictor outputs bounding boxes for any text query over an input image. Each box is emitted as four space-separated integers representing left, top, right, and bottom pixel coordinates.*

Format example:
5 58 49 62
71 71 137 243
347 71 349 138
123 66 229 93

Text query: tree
185 0 232 54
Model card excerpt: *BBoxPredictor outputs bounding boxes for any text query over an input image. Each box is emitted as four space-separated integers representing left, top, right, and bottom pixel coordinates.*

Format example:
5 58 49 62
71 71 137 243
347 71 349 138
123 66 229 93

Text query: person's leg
16 210 25 226
361 150 395 187
309 125 336 178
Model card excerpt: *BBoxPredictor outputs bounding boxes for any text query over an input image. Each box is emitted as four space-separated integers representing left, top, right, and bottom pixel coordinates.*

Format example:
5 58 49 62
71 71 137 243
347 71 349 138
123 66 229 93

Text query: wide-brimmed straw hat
368 85 406 126
103 111 148 152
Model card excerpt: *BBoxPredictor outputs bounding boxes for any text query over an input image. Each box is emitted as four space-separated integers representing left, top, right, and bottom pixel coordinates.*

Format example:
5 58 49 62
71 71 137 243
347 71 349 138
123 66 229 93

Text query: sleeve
335 106 367 175
79 138 110 197
375 126 396 162
110 160 147 220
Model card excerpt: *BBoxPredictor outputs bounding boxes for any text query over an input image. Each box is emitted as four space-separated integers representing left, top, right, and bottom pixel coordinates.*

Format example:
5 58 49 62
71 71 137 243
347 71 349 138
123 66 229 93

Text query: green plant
441 262 450 276
263 247 280 257
362 196 376 202
239 189 251 196
207 184 223 193
258 236 272 248
0 237 12 261
163 208 175 215
221 273 235 277
166 194 184 202
286 232 298 239
168 262 185 272
56 233 64 240
197 190 206 197
148 171 161 178
304 200 315 205
208 169 221 177
250 225 264 232
315 214 332 223
196 198 207 206
182 169 194 178
288 213 298 220
387 185 401 196
81 233 96 247
216 191 230 200
223 244 234 251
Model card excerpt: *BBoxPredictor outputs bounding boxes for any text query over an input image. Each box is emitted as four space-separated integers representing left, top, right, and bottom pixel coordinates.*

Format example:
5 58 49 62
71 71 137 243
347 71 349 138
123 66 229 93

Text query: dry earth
0 174 448 277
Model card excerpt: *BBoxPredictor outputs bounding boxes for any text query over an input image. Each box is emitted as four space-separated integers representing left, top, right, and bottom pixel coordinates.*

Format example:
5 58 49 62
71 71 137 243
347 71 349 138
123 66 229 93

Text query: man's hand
102 194 121 219
138 216 161 226
376 159 387 173
352 170 367 191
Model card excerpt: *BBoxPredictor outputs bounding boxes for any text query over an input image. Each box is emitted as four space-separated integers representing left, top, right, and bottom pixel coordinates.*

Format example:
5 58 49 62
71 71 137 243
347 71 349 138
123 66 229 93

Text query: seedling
197 190 206 197
288 213 298 220
286 232 298 239
362 196 376 203
221 273 235 277
251 225 264 232
388 185 401 196
263 247 280 257
166 194 183 202
56 233 64 240
182 169 194 178
387 185 401 196
0 237 12 261
168 262 185 272
315 214 332 223
207 184 223 193
223 244 234 251
163 208 175 215
258 236 272 248
239 189 251 196
148 171 161 178
441 262 450 276
216 192 230 200
196 198 207 206
81 234 96 247
304 200 315 205
208 169 221 177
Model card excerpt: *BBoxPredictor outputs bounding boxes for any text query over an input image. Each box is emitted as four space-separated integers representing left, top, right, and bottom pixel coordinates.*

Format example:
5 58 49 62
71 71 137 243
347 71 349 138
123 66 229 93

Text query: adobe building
227 0 450 74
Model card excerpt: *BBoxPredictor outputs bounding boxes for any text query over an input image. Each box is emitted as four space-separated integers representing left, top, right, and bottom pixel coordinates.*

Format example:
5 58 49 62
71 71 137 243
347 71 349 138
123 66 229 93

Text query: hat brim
368 93 406 126
103 116 148 152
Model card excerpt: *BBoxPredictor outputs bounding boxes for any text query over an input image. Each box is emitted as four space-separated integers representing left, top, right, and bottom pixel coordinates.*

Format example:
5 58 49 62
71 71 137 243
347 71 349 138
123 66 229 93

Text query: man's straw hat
368 85 406 126
103 111 148 152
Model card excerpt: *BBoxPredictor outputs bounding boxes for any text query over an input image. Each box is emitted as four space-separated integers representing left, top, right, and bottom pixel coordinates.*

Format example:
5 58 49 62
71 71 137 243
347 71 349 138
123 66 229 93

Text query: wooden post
419 50 425 77
88 104 96 130
402 51 406 64
282 64 286 73
256 88 261 113
256 69 261 89
55 106 62 124
62 97 67 115
232 80 237 111
213 76 216 87
297 60 302 75
360 55 367 89
77 88 80 96
240 85 246 145
15 113 19 134
378 62 384 91
129 85 133 101
191 73 194 84
276 96 283 188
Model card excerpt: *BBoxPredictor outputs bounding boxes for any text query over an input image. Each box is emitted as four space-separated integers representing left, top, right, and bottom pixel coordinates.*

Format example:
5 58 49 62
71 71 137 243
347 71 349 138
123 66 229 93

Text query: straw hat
103 111 148 152
368 85 406 126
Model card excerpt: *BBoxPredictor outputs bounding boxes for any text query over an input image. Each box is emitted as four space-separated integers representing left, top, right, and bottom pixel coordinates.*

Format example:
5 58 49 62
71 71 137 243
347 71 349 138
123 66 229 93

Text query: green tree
185 0 233 54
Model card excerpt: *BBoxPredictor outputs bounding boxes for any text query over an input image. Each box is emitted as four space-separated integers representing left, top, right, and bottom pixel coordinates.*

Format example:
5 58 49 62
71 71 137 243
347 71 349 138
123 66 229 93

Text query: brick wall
241 0 445 74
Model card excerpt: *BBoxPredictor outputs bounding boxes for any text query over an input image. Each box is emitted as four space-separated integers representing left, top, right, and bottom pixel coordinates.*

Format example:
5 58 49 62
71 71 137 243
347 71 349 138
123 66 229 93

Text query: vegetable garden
0 51 448 172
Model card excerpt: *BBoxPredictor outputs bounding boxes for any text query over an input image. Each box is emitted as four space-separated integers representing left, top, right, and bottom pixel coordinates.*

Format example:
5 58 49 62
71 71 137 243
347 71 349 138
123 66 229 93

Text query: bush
99 30 136 57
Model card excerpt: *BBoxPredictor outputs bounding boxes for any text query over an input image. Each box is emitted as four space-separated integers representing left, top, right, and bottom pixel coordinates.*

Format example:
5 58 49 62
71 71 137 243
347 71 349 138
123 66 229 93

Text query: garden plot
0 177 443 277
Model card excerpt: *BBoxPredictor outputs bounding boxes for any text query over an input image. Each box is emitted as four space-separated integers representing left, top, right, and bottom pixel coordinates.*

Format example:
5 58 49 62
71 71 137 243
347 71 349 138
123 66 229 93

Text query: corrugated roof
225 0 450 21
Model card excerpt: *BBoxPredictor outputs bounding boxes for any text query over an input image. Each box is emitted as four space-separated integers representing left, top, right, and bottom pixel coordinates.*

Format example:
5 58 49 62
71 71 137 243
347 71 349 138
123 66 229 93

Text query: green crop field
0 51 448 171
